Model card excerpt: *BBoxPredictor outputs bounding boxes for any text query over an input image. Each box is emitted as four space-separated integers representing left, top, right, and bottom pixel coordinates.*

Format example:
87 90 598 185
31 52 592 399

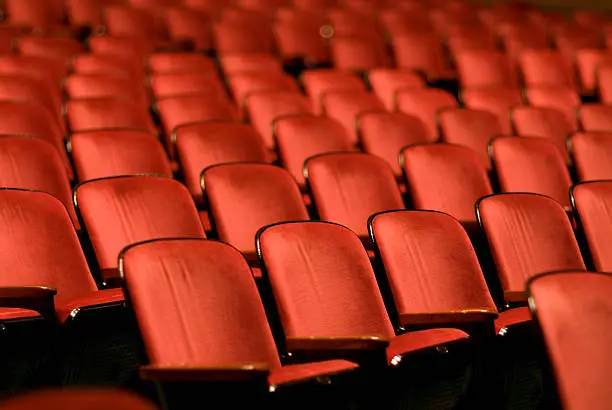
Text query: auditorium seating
0 0 609 407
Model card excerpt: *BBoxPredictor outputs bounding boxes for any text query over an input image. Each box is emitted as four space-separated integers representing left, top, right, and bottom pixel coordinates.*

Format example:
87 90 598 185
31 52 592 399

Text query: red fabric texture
529 272 612 410
66 98 156 134
72 54 144 81
175 122 270 201
75 175 206 270
570 132 612 181
88 36 153 65
219 54 284 76
148 53 216 74
359 112 429 176
268 360 358 387
122 239 281 368
439 108 503 169
500 26 549 63
228 72 299 109
401 144 493 222
322 91 385 144
0 100 72 179
164 7 212 50
203 163 308 254
525 86 580 129
492 137 572 208
572 181 612 272
70 130 172 182
578 104 612 133
273 11 329 65
103 6 166 41
576 50 612 93
258 222 395 339
392 34 454 81
150 73 227 100
0 308 40 321
246 91 313 148
213 21 274 55
0 136 79 228
0 55 65 90
598 65 612 104
519 50 574 89
511 106 574 162
386 328 470 363
494 307 531 334
396 88 458 141
462 87 522 134
0 190 98 307
0 388 159 410
65 75 148 103
371 211 498 325
455 50 518 89
301 70 365 115
275 116 353 188
330 36 388 72
57 288 124 323
158 94 238 137
306 153 404 238
17 36 82 64
5 0 64 29
478 193 585 299
368 69 425 111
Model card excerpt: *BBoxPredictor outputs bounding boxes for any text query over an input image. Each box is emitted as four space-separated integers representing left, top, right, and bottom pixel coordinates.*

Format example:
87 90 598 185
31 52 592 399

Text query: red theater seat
568 132 612 181
396 88 458 141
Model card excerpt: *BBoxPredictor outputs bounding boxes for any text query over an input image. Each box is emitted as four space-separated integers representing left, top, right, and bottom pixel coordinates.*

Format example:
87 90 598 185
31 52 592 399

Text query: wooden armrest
286 336 389 352
139 364 270 382
505 290 527 303
0 286 56 318
399 309 499 325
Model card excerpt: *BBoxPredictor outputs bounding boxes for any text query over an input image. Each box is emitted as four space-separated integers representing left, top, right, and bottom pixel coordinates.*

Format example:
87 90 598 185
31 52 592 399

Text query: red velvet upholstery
163 8 211 50
0 100 72 179
511 106 574 162
202 163 308 257
0 136 78 227
88 36 153 66
301 70 365 115
0 388 160 409
446 28 498 58
525 86 580 129
306 152 403 238
461 87 522 134
57 288 124 323
75 175 206 271
17 36 83 64
122 238 356 386
396 88 458 141
275 116 353 188
477 193 585 302
569 132 612 181
65 74 148 103
148 53 216 74
369 210 499 326
66 98 156 134
455 50 518 89
358 112 429 177
157 95 238 143
0 75 64 136
494 307 532 335
555 28 603 70
0 189 116 320
597 65 612 105
103 6 164 40
258 221 470 363
246 91 313 149
578 104 612 133
330 36 388 72
219 54 284 76
321 91 385 144
70 130 172 182
66 0 117 27
368 69 425 111
491 137 572 208
401 144 493 222
571 181 612 272
175 122 269 202
0 55 65 90
519 50 574 89
499 25 548 63
273 14 329 65
72 54 143 80
576 50 612 94
213 21 274 55
0 308 39 321
439 108 503 169
227 72 299 113
528 272 612 410
5 0 64 29
391 34 454 81
150 73 226 100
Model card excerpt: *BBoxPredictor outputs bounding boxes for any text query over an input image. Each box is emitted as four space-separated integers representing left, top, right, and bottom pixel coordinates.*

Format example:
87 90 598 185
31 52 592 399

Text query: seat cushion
494 306 532 335
268 359 358 388
387 328 470 364
57 288 124 323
